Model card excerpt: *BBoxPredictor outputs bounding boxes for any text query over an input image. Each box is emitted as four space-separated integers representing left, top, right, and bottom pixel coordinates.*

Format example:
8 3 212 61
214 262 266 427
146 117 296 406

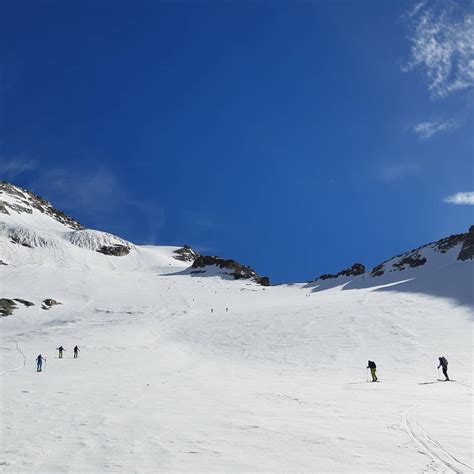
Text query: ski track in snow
404 405 473 473
0 337 26 375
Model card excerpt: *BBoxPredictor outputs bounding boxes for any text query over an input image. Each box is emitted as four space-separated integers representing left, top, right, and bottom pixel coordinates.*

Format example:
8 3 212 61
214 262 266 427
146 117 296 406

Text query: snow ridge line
0 337 26 375
404 405 473 473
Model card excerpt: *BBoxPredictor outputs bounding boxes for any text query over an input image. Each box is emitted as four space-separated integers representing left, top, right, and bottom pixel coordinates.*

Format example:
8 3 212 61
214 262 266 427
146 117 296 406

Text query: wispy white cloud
413 118 458 138
444 191 474 205
0 157 38 179
32 167 119 214
403 1 474 98
378 162 420 182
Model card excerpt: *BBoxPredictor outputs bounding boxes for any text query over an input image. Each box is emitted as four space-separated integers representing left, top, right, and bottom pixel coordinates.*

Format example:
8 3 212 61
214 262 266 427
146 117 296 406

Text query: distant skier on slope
73 346 80 358
36 354 46 372
438 356 449 381
367 360 378 382
57 346 65 358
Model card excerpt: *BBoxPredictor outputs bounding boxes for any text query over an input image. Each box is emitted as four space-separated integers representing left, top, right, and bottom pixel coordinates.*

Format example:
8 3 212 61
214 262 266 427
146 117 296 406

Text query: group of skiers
36 346 80 372
366 356 450 382
34 348 450 382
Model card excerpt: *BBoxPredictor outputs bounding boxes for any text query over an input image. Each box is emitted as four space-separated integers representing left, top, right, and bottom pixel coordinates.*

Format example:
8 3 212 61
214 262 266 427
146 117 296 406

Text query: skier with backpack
367 360 378 382
36 354 46 372
57 346 66 358
73 346 80 358
438 356 449 381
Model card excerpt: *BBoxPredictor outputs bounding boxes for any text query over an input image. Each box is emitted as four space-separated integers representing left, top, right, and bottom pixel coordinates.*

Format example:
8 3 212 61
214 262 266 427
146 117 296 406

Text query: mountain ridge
0 181 472 290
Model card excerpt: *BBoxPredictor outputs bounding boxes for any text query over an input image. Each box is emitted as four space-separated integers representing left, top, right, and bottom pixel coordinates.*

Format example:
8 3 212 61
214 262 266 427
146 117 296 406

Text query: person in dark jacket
73 346 80 358
367 360 377 382
438 356 449 381
57 346 65 358
36 354 46 372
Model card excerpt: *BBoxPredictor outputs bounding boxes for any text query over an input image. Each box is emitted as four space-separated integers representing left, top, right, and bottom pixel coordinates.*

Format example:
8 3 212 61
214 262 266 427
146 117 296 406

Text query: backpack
440 357 448 366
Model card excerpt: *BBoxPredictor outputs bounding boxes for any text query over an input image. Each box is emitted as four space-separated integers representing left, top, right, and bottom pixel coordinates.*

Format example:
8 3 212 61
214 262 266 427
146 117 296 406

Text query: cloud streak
413 118 457 139
378 162 420 182
0 157 38 179
403 1 474 98
444 192 474 205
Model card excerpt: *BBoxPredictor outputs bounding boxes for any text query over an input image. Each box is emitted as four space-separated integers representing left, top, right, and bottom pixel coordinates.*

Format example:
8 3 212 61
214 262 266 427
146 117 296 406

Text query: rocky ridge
0 181 84 230
191 255 270 286
313 225 473 282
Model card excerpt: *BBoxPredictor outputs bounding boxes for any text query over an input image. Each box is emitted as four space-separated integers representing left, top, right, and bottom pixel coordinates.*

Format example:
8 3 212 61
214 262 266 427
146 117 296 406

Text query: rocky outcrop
174 245 200 262
457 225 474 261
0 181 84 230
97 244 130 256
393 253 427 270
370 225 473 277
42 298 62 310
317 263 365 281
191 255 270 286
0 298 17 317
14 298 34 307
0 297 35 316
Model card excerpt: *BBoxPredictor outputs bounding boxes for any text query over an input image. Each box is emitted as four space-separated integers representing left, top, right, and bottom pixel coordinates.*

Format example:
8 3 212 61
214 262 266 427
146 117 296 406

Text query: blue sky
1 0 473 282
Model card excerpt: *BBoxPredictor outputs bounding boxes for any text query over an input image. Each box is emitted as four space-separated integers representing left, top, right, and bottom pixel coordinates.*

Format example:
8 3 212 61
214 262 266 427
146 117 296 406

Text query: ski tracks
403 405 473 473
0 337 26 375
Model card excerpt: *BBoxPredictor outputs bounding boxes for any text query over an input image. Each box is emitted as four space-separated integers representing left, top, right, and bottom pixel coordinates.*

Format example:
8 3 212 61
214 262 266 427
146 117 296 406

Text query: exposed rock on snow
0 298 17 317
97 244 130 256
0 182 84 230
369 226 473 277
42 299 61 309
174 245 200 262
317 263 365 281
191 255 270 286
14 298 34 307
458 225 474 261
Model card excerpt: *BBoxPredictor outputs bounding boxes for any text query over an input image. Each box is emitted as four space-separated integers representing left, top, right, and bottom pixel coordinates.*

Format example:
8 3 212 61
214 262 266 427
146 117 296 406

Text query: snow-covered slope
0 182 472 473
310 227 474 307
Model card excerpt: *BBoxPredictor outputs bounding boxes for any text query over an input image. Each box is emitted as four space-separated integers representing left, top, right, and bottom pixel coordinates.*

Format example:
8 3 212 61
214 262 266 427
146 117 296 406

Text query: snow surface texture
0 184 473 472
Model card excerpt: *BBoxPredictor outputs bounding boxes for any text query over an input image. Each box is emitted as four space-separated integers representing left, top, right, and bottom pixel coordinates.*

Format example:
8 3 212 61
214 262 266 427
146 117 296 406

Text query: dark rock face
191 255 270 286
458 225 474 261
0 298 17 317
97 245 130 256
0 181 84 230
14 298 34 307
42 299 62 310
174 245 200 262
370 264 385 277
318 263 366 281
393 253 427 270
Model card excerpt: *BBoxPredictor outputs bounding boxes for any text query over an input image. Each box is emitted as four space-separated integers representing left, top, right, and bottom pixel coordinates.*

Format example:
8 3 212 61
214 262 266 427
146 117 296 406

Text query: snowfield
0 184 473 472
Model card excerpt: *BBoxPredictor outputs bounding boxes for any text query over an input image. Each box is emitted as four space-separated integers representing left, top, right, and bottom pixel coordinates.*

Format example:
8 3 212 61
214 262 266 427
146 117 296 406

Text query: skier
367 360 378 382
57 346 65 358
36 354 46 372
438 356 449 381
73 346 80 358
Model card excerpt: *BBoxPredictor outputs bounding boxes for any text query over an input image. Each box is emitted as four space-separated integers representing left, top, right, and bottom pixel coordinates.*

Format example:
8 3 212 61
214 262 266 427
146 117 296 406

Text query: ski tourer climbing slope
367 360 377 382
36 354 46 372
438 356 449 381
